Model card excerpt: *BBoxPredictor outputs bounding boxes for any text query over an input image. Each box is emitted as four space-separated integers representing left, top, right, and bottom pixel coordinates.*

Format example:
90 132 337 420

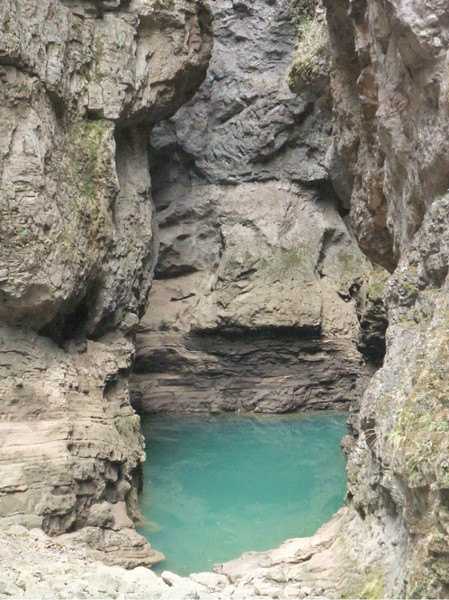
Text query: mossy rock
343 567 387 599
367 266 390 302
287 15 329 91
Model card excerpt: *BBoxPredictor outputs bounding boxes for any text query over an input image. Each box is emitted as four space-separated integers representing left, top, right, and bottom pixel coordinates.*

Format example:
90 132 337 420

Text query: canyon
1 0 449 598
0 0 213 569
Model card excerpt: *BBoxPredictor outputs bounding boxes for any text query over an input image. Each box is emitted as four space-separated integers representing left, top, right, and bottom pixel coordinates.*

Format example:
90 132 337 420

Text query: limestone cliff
131 0 380 415
219 0 449 596
0 0 212 566
245 0 449 598
288 0 449 596
5 0 448 596
191 1 449 597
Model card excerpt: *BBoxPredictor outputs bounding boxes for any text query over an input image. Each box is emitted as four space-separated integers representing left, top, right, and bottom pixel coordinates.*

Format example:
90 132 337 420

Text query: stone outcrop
0 518 388 599
214 0 449 593
345 195 449 597
131 0 380 415
9 0 449 595
0 514 397 599
0 0 212 565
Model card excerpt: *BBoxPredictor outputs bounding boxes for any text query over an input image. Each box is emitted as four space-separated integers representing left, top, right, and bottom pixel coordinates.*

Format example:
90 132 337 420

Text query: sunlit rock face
0 0 212 565
131 0 382 415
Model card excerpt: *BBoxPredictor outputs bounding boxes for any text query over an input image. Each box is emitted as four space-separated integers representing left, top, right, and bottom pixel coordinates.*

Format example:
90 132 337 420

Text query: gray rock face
323 0 449 272
150 0 328 186
319 0 449 595
345 196 449 597
132 0 379 414
0 0 212 565
0 0 212 336
133 181 372 413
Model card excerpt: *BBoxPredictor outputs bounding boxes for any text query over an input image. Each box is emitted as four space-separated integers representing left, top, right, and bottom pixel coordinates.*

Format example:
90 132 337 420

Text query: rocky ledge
0 516 378 599
0 509 396 600
0 524 324 599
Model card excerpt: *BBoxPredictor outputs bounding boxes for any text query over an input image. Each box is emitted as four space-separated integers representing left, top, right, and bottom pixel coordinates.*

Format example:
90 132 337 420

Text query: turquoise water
138 412 348 576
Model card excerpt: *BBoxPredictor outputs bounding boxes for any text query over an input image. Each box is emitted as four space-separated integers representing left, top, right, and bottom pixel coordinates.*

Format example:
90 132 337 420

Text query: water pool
137 412 348 576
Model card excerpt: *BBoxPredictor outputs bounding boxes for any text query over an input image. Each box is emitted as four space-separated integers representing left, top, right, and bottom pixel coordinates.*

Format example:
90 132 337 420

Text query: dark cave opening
39 280 102 346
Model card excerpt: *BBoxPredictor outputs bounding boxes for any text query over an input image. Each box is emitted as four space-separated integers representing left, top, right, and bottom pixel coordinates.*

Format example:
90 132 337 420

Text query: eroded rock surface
324 0 449 272
132 0 379 414
0 514 396 599
344 196 449 597
0 0 212 565
0 519 381 599
308 0 449 596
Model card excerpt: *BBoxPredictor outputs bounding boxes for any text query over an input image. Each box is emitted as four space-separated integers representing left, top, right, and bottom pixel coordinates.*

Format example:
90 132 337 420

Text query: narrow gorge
1 0 448 598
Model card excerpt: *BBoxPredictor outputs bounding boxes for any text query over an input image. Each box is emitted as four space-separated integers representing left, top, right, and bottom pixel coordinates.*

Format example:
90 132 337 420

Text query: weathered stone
323 0 449 271
0 0 212 337
344 196 449 597
8 0 448 596
132 0 378 415
358 266 389 366
312 0 449 595
189 572 229 590
132 182 372 413
0 0 212 566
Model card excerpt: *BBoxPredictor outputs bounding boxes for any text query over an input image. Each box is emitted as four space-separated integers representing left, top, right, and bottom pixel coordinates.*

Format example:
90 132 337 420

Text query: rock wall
9 0 446 595
212 0 449 594
324 0 449 272
131 0 381 414
0 0 212 566
314 0 449 596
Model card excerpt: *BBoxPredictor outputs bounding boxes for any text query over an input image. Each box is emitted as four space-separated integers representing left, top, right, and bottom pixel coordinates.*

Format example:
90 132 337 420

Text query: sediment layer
0 0 212 565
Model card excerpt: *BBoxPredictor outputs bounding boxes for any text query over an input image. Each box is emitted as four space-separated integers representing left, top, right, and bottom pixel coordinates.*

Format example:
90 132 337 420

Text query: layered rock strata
132 0 379 414
221 195 449 599
0 0 212 566
7 0 445 595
